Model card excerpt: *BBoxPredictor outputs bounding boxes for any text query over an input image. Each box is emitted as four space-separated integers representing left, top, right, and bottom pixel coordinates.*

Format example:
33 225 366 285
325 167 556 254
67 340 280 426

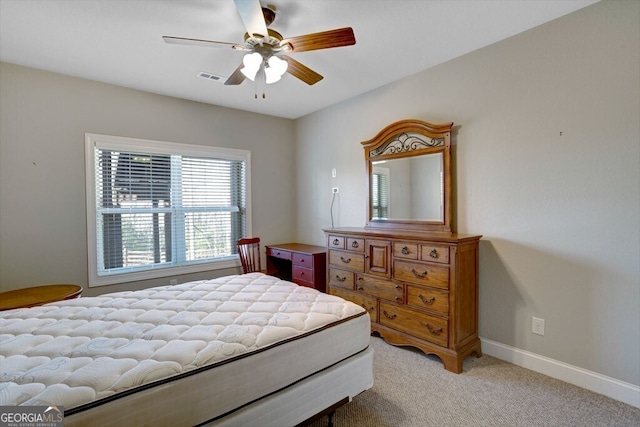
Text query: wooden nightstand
266 243 327 292
0 284 82 310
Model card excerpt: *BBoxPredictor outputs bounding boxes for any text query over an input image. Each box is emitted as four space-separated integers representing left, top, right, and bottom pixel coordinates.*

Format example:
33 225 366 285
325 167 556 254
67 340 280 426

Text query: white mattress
0 273 371 425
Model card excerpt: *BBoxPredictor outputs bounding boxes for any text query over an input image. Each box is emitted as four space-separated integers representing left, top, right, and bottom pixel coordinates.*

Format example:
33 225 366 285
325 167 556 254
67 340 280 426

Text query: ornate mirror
362 119 453 232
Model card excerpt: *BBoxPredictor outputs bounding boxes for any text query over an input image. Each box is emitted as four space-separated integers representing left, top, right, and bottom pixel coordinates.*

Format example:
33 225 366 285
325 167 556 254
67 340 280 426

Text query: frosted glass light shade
265 55 288 84
240 52 262 81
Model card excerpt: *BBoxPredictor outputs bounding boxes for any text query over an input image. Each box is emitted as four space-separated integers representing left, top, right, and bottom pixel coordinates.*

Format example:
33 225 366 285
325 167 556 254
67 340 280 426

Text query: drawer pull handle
411 268 428 278
332 239 340 246
361 303 374 312
351 241 360 248
335 275 346 282
383 311 397 320
340 256 351 264
358 287 364 291
401 246 409 255
430 249 438 259
395 285 401 289
419 294 436 305
394 296 403 302
425 323 443 335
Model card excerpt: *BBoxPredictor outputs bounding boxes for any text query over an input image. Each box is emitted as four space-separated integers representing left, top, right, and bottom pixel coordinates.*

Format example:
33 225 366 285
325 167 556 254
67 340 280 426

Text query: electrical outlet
332 187 339 194
170 279 178 285
532 317 545 336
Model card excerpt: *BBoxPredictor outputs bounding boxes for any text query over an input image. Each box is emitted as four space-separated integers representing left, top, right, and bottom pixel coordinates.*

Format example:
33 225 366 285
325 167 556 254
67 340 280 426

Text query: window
371 167 389 219
85 134 251 286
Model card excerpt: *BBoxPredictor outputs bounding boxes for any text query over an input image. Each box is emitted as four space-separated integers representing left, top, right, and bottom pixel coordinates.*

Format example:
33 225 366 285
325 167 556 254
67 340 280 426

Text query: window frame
85 133 251 287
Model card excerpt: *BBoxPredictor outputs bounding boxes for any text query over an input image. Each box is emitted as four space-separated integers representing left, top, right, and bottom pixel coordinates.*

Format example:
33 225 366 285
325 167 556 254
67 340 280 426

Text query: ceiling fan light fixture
164 2 356 89
264 55 288 84
240 52 262 81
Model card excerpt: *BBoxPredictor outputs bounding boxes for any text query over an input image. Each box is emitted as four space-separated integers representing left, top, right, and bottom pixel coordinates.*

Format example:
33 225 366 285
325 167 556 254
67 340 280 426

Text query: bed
0 273 373 426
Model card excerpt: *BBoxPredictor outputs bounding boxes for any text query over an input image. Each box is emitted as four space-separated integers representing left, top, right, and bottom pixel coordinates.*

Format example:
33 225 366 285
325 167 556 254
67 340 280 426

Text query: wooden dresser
325 227 481 373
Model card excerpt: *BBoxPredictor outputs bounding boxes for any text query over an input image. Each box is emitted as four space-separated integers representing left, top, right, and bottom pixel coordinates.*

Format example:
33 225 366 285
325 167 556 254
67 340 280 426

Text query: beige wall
0 63 296 297
295 1 639 385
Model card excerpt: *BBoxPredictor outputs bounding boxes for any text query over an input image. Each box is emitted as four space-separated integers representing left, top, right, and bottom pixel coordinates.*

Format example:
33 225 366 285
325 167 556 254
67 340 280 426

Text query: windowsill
88 257 241 287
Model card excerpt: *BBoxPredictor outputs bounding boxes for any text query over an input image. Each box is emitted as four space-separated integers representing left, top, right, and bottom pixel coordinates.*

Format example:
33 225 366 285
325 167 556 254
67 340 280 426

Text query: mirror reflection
371 152 443 222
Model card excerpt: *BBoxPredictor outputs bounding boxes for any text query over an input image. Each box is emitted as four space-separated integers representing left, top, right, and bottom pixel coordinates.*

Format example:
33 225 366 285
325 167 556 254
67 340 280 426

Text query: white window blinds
86 134 250 286
372 172 389 219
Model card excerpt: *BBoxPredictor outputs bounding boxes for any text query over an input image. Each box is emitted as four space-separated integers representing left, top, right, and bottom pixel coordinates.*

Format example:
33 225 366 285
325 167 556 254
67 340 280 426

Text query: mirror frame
362 119 453 232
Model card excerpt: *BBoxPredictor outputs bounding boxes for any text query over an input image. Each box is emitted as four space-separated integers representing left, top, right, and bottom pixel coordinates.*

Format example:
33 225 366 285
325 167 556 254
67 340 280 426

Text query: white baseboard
480 337 640 409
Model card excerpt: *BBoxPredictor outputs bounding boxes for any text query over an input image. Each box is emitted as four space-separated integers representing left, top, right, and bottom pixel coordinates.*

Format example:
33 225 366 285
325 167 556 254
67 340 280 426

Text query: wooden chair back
237 237 262 274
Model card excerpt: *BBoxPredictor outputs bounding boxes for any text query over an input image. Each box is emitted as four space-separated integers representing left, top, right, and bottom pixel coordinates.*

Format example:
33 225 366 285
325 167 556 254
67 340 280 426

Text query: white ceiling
0 0 598 119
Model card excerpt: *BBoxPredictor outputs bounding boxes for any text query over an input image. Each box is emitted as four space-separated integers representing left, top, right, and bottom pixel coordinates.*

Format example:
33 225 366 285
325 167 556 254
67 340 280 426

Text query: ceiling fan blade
280 56 323 85
224 63 247 86
281 27 356 53
233 0 269 39
163 36 246 50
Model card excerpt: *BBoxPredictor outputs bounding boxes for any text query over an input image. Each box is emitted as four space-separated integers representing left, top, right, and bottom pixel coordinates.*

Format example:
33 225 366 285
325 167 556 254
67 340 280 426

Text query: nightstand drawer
266 248 291 260
293 252 313 266
293 265 313 283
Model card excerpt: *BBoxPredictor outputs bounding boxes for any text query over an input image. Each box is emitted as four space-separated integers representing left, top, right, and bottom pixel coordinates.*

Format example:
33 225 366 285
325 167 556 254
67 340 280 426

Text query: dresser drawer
379 301 448 347
356 274 404 303
329 249 365 272
347 237 365 252
329 268 355 290
330 287 377 321
406 285 449 315
393 242 419 260
393 259 449 288
420 244 450 264
328 235 345 249
293 252 314 266
266 248 291 260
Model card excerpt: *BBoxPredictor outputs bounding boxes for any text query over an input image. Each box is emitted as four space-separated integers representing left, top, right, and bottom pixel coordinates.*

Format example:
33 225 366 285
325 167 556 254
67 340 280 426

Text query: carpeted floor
309 337 640 427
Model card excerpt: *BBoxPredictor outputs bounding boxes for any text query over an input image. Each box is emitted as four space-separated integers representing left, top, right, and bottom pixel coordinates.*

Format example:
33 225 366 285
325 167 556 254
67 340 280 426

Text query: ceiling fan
163 0 356 89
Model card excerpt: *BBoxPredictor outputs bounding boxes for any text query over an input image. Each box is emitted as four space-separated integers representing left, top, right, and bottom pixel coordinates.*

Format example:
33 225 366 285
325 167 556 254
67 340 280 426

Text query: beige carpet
309 337 640 427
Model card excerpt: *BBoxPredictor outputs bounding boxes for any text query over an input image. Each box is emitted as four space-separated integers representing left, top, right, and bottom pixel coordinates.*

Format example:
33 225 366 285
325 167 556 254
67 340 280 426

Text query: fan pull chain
252 77 266 99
